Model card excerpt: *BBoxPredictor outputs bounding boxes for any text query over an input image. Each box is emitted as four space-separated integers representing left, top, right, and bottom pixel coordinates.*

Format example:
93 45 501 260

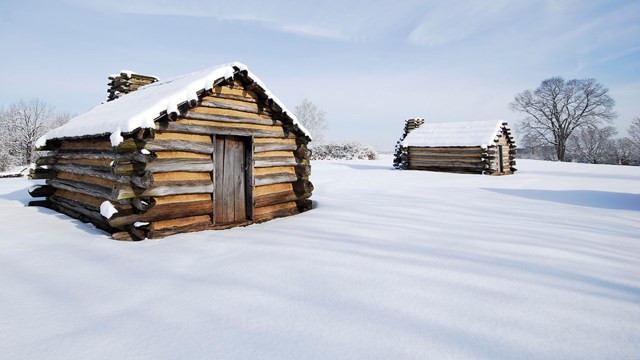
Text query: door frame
211 134 254 225
498 145 504 174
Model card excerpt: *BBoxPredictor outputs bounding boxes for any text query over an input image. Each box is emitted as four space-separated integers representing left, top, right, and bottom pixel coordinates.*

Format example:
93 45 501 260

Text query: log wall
407 143 516 175
407 146 489 174
30 75 313 240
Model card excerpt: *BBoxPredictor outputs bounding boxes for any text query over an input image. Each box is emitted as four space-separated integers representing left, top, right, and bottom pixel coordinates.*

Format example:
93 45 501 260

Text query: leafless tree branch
510 77 616 161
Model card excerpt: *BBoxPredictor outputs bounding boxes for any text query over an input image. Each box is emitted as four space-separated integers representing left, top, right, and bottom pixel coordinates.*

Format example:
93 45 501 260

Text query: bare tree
568 126 617 164
294 99 327 144
625 118 640 165
51 111 73 129
511 77 617 161
8 99 57 165
0 107 16 171
0 99 71 170
610 137 636 165
628 117 640 150
518 131 557 160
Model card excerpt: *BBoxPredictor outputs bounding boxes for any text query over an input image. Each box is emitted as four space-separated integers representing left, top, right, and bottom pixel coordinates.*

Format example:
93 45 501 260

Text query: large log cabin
30 62 313 240
394 119 516 175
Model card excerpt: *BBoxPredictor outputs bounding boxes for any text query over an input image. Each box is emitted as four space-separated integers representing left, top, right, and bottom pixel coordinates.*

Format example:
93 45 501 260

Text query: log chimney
107 71 159 101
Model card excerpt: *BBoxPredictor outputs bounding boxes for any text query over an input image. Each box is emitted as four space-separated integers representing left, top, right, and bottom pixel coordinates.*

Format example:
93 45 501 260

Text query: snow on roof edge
37 62 310 148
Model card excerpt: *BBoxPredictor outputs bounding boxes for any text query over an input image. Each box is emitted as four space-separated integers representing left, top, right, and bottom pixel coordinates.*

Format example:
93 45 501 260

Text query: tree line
511 77 640 165
0 99 71 171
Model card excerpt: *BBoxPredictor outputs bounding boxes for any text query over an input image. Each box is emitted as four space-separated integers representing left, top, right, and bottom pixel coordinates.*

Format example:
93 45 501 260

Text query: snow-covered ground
1 158 638 359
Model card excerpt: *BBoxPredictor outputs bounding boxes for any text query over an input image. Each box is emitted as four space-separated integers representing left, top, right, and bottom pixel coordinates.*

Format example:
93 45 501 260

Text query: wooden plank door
214 135 251 224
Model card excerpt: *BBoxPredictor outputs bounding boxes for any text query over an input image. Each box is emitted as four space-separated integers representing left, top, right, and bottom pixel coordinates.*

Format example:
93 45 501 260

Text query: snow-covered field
1 157 638 359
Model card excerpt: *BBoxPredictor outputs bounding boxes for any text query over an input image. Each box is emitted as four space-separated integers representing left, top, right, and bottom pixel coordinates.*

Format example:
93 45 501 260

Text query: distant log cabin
30 62 313 240
394 120 516 175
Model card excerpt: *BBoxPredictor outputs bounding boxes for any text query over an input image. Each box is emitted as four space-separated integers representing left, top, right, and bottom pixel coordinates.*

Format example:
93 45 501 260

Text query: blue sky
1 0 638 150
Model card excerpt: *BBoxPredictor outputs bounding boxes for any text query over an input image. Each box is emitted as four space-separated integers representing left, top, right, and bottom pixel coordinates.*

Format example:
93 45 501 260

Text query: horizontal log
57 157 117 168
146 159 213 173
199 99 265 115
151 214 212 231
36 156 57 166
254 190 299 208
153 171 211 182
254 142 297 152
149 223 212 239
154 132 211 143
155 151 210 160
408 160 489 167
52 164 126 183
193 97 273 120
109 200 213 228
408 152 484 158
254 157 297 168
158 121 295 139
58 151 157 165
254 150 295 158
149 218 254 239
253 165 295 177
255 183 292 197
205 92 259 104
113 159 214 175
29 185 56 198
48 178 114 201
253 205 299 223
58 138 112 152
57 170 116 190
49 195 114 232
409 155 485 162
113 181 214 200
183 110 280 127
58 152 116 161
54 188 107 208
29 167 55 180
145 139 214 154
254 172 297 187
154 194 211 205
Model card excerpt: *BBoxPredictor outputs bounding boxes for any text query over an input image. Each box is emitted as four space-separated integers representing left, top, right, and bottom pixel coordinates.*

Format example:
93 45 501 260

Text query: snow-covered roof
37 62 310 147
401 120 510 148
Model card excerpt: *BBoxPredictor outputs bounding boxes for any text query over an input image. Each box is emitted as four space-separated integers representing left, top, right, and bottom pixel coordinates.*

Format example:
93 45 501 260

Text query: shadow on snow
482 188 640 212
